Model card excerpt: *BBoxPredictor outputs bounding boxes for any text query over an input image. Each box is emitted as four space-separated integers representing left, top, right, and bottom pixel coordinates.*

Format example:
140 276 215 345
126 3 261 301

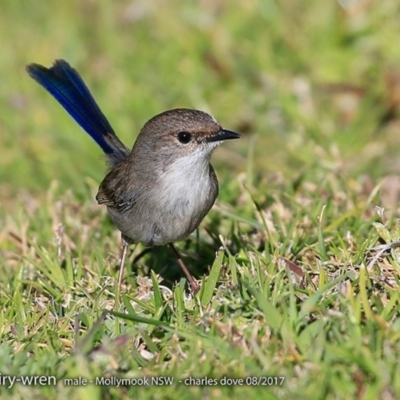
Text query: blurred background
1 0 400 205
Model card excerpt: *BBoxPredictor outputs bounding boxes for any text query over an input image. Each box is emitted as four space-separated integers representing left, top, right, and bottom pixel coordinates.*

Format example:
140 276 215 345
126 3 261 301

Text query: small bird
26 59 240 293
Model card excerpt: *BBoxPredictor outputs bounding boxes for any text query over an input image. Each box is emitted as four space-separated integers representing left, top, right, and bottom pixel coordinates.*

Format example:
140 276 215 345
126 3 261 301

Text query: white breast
158 148 214 217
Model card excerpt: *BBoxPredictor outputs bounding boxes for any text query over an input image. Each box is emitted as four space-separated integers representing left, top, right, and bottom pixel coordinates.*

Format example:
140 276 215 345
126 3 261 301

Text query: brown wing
96 165 139 211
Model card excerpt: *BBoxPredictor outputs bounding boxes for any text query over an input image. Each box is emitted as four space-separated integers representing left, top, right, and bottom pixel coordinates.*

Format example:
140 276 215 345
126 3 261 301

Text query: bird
26 59 241 293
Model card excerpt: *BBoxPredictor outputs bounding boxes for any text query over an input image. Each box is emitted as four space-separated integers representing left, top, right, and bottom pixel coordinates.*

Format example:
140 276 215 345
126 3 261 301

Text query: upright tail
26 59 129 166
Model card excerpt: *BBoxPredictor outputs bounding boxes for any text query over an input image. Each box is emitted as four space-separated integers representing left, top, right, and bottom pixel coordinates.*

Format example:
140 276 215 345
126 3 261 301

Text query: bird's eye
177 131 192 144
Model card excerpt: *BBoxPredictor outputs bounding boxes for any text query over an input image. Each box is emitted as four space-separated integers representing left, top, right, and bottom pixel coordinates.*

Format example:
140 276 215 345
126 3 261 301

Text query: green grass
1 1 400 399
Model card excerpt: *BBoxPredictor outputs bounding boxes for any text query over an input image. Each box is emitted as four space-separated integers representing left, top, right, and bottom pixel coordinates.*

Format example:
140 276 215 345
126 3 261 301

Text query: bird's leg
117 236 130 293
168 243 200 293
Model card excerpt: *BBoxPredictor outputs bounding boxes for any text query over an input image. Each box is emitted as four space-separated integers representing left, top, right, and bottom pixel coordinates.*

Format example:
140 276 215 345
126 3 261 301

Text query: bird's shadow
124 237 218 290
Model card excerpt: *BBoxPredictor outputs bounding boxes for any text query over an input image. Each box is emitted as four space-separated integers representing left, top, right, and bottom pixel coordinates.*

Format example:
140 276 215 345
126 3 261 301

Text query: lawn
1 1 400 399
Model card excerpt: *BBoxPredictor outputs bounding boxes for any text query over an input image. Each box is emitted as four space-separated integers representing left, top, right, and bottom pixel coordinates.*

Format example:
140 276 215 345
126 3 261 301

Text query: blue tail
26 60 128 164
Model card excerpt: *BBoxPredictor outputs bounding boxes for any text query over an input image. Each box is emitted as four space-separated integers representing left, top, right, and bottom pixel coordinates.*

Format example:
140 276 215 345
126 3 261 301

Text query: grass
1 0 400 399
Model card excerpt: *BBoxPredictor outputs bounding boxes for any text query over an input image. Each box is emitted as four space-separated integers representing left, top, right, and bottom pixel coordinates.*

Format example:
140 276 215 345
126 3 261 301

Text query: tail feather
26 60 129 165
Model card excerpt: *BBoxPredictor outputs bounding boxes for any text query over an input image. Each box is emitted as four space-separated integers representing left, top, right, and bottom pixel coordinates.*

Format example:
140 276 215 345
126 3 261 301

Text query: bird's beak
206 129 241 143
